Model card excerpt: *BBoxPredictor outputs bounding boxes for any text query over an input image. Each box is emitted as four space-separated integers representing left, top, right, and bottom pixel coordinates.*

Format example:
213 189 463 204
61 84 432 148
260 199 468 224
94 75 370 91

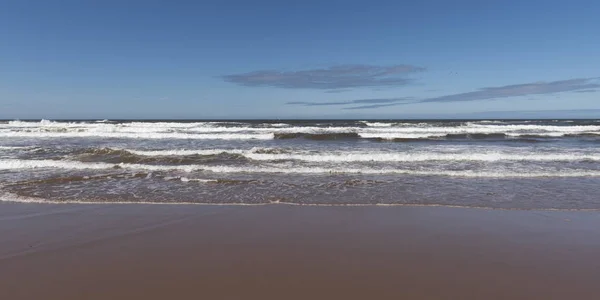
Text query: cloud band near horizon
342 78 599 109
222 64 425 90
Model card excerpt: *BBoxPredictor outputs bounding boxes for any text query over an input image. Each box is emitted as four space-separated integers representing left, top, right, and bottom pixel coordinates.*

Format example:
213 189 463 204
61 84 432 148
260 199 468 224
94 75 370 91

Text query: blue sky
1 0 599 119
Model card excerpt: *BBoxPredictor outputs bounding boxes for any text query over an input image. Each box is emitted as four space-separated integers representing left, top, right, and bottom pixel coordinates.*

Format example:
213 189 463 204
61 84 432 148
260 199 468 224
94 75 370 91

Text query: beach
3 0 600 297
1 203 599 300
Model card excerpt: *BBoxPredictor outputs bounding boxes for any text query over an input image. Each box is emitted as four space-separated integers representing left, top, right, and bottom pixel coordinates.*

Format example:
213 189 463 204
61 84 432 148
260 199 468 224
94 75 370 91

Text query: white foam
179 177 217 183
2 121 598 141
507 132 599 137
472 120 504 124
188 165 600 178
128 149 248 156
0 146 35 150
2 159 600 178
2 192 598 211
244 152 600 162
0 159 114 170
0 131 274 140
360 121 394 127
506 132 564 137
466 124 600 132
358 132 448 139
125 148 600 162
0 159 199 172
1 120 245 134
164 176 217 183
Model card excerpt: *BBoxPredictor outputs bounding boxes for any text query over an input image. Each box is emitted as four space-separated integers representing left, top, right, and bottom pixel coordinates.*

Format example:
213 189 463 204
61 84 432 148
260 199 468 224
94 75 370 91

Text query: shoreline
2 197 600 211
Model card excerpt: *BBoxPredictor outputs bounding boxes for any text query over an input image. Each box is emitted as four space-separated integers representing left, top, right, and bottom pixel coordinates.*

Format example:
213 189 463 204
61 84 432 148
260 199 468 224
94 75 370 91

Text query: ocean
1 119 600 209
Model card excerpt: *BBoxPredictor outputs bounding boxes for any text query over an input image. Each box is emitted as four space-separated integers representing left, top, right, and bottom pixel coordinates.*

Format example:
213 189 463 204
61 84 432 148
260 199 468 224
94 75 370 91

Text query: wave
126 148 291 156
466 123 600 131
127 149 247 156
565 133 600 137
0 146 36 150
126 148 600 162
5 172 248 187
264 123 290 127
2 159 600 177
74 148 248 165
5 121 599 133
0 159 116 170
363 132 599 141
471 120 505 124
445 133 508 139
8 130 574 141
358 132 445 140
246 152 600 163
165 176 218 183
7 120 53 126
362 132 507 141
5 172 146 185
359 121 395 127
0 131 274 140
2 120 599 142
274 132 360 140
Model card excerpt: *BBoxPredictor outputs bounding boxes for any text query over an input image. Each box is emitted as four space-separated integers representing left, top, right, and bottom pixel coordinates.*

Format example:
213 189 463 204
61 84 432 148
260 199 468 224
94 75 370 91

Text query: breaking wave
274 132 361 140
2 119 598 142
124 148 600 163
2 158 600 178
74 148 247 165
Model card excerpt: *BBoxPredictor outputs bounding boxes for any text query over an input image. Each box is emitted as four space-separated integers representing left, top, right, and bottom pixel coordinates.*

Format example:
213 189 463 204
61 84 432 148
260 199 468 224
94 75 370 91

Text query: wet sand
1 203 599 300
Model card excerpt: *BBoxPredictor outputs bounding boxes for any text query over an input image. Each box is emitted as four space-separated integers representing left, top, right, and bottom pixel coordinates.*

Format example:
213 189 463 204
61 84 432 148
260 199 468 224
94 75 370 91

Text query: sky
1 0 599 119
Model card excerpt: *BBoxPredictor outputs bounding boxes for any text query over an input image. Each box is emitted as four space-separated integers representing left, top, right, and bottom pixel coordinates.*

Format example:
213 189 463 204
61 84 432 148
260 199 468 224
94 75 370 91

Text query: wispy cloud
287 101 350 106
324 89 352 93
344 78 599 110
222 64 425 90
418 78 599 104
288 97 413 107
344 103 401 110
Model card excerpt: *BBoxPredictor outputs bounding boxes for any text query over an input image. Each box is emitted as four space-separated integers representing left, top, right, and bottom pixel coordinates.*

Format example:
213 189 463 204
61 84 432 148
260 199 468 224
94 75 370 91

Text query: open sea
1 119 600 209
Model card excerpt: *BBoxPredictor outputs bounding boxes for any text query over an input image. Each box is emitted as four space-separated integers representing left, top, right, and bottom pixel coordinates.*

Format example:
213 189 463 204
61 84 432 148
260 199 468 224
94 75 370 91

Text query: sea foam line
0 132 274 140
2 159 600 177
0 146 36 150
2 129 595 140
1 191 599 212
127 148 600 162
3 121 600 137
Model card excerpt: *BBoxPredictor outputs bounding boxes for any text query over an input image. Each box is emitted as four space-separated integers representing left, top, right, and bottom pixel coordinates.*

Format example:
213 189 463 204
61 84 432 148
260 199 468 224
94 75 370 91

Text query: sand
1 203 599 299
